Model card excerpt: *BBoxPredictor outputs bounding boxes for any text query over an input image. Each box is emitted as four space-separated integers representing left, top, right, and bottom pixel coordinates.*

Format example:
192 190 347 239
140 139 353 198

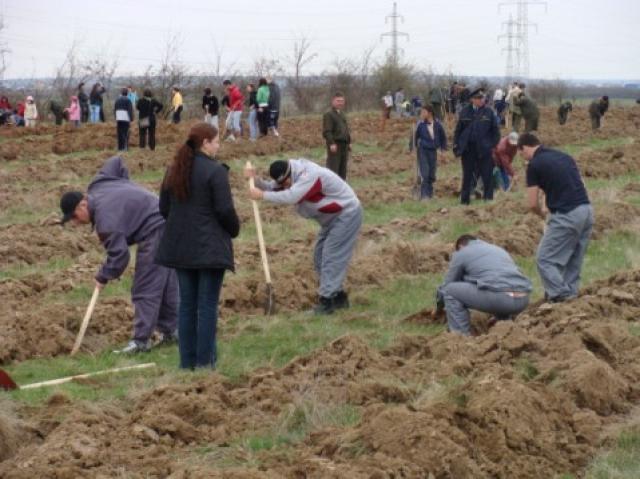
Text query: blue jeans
497 167 511 191
89 104 100 123
175 269 225 369
417 148 437 198
248 109 258 139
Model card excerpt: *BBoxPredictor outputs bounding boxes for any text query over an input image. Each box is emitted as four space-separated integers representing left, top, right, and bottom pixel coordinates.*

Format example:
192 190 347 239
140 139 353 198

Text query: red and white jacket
258 159 361 226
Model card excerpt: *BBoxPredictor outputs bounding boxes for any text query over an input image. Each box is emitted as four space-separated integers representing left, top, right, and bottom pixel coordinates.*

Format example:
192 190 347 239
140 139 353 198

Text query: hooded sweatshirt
257 158 360 226
24 101 38 120
67 97 81 121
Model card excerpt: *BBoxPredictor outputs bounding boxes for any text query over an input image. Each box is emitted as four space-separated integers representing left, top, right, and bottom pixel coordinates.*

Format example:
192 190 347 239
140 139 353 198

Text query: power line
498 0 547 78
498 13 518 79
380 2 409 67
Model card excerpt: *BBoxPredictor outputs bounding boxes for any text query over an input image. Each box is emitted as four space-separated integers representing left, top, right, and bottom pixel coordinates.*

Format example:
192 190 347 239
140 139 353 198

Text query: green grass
561 136 634 156
585 430 640 479
0 257 73 280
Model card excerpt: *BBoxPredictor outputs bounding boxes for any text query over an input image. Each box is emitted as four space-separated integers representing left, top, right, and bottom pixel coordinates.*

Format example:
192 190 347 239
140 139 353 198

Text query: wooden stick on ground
20 363 157 390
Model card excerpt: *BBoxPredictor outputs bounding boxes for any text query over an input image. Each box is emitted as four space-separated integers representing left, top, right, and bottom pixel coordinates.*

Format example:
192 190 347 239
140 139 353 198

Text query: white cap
508 132 519 146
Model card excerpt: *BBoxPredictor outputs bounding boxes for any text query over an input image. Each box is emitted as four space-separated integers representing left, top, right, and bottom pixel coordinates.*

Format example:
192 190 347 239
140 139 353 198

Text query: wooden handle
20 363 156 390
246 161 272 284
70 286 100 356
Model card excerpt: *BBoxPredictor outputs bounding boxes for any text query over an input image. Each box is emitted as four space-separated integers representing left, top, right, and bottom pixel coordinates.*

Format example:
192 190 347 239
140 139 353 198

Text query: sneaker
225 134 236 142
113 340 150 354
333 291 350 310
273 129 280 137
312 296 335 315
156 331 178 347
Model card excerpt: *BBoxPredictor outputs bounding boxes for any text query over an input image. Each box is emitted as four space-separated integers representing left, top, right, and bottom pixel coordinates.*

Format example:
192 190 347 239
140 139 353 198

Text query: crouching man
60 156 178 353
246 158 362 314
436 235 532 336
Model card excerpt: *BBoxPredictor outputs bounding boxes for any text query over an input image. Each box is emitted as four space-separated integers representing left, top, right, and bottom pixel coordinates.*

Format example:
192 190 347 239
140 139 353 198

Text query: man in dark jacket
114 88 133 151
453 88 501 204
514 94 540 133
589 96 609 131
414 105 447 199
136 89 163 150
557 101 573 125
429 87 446 120
322 92 351 180
59 156 178 353
436 235 532 336
78 82 89 123
267 76 281 136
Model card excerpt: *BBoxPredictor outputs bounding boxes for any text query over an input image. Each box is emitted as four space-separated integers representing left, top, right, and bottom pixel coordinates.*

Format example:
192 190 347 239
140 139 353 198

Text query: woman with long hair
155 123 240 369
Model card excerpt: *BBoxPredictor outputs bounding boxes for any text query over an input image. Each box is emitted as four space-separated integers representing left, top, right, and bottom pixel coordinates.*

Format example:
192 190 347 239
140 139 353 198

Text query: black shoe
333 291 350 310
313 296 335 315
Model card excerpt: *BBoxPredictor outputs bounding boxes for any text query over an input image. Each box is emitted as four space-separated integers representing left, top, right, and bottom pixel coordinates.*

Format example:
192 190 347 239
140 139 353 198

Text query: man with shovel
59 156 178 353
245 159 362 315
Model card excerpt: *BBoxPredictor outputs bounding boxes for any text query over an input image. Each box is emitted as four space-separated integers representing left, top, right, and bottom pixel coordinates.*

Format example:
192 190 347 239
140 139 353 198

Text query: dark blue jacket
414 119 447 150
453 104 500 157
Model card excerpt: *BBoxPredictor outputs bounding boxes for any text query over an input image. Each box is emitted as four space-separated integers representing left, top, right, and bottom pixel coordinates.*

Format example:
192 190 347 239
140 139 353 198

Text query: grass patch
514 357 540 381
585 429 640 479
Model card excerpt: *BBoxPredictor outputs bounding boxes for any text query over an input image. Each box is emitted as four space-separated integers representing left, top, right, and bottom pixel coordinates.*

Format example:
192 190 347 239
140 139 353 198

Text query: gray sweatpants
537 204 594 301
441 282 529 336
313 206 362 297
132 227 178 342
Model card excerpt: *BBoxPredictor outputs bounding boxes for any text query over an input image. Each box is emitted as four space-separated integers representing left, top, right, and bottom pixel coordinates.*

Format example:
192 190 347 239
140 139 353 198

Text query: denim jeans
248 109 258 139
89 104 101 123
176 268 225 369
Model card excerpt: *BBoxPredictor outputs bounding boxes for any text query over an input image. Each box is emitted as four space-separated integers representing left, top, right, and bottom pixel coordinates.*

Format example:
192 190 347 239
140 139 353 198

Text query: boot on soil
311 296 335 315
156 330 179 347
333 291 350 310
113 340 151 354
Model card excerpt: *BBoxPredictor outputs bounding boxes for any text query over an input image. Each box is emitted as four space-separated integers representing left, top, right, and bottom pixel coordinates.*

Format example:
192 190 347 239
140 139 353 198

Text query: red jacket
228 85 244 112
16 102 25 117
492 137 517 176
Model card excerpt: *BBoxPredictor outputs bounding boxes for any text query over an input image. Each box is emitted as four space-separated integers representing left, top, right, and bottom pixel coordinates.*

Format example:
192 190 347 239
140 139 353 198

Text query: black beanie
60 191 84 223
269 160 290 184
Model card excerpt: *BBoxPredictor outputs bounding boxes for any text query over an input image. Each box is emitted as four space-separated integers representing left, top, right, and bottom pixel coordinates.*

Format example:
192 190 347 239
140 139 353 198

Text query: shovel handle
70 286 100 356
246 162 272 285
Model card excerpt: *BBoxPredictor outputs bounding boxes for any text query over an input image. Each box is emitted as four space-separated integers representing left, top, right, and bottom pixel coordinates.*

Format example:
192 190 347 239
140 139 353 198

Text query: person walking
171 87 183 124
59 156 178 353
519 133 594 303
155 123 240 370
114 88 133 151
492 132 519 191
136 89 163 150
247 158 362 314
222 80 244 141
202 87 219 128
322 92 351 180
436 235 532 336
65 96 81 127
78 82 89 123
24 96 38 128
246 83 259 141
453 88 501 204
414 105 447 199
256 78 270 137
267 76 281 136
89 83 105 124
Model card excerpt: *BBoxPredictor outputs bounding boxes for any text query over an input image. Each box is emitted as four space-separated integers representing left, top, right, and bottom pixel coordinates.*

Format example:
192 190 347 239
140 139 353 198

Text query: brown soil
1 269 639 478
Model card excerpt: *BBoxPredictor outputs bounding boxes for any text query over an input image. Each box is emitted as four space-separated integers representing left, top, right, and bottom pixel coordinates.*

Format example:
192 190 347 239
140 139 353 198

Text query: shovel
246 161 275 315
70 286 100 356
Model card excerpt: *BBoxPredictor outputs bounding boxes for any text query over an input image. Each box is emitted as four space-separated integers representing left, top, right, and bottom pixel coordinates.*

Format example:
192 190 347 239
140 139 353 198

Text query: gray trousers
313 206 362 298
132 227 178 342
441 282 529 336
537 204 594 301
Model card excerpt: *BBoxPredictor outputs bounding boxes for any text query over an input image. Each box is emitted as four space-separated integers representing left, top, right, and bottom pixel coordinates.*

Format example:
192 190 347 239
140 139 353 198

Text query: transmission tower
498 14 518 79
498 0 547 78
381 2 409 66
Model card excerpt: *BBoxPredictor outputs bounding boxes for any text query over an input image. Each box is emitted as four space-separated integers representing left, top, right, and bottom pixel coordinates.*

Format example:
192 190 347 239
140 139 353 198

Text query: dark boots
312 291 350 315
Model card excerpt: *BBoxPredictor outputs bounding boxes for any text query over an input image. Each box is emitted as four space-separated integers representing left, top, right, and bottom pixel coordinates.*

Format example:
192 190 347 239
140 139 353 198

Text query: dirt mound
3 269 640 477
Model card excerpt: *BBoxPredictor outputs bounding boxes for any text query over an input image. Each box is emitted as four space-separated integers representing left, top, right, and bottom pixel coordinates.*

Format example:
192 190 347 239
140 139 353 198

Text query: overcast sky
1 0 639 81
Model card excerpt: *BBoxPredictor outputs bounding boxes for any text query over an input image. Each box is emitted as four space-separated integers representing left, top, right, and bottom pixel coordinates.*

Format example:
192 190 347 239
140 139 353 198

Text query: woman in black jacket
136 89 163 150
155 123 240 369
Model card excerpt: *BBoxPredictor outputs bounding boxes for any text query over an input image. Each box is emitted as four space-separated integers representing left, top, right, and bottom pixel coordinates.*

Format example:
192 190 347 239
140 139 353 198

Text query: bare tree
155 33 190 117
252 55 284 79
51 40 88 101
287 36 318 113
0 14 9 81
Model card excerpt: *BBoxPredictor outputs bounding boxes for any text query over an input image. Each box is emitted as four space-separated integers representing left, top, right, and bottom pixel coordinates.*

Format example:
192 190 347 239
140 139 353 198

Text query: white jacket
24 103 38 120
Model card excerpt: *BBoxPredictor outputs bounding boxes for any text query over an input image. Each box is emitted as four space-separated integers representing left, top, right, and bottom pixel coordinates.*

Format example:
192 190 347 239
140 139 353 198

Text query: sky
1 0 639 81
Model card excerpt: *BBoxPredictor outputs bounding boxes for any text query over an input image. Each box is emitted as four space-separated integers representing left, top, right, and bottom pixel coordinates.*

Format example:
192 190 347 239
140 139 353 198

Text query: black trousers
257 108 269 135
117 121 130 151
80 105 89 123
173 106 183 124
139 122 156 150
460 148 493 204
326 142 349 180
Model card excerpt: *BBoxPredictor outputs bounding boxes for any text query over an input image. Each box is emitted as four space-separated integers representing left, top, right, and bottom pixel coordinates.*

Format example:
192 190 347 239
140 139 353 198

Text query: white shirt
382 95 393 108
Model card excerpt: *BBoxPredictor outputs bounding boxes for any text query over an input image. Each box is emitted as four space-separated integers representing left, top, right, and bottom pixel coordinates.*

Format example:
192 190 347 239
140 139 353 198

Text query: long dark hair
164 123 219 201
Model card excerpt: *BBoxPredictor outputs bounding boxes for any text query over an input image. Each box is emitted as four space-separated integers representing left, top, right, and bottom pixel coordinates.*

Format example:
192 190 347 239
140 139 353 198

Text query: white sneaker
273 129 280 137
113 340 150 354
226 134 236 142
